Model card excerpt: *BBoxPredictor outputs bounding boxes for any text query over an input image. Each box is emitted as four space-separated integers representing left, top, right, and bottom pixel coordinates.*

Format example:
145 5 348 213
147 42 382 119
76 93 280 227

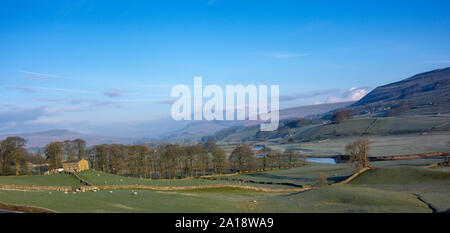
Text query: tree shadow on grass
440 208 450 213
244 173 351 185
244 173 314 183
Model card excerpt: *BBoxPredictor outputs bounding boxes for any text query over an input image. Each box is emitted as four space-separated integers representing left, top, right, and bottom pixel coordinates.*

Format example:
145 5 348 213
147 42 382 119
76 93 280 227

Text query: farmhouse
62 159 89 172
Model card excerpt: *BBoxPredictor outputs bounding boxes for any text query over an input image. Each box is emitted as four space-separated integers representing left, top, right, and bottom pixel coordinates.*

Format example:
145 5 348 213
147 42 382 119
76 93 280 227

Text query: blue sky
1 0 450 136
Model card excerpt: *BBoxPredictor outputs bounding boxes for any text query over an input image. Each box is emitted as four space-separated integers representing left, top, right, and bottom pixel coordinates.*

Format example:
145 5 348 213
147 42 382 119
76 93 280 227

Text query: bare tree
35 149 46 175
73 139 86 160
443 156 450 166
345 138 371 170
211 146 227 174
0 137 27 175
266 150 281 170
285 149 298 168
315 172 328 186
229 144 254 173
63 140 75 161
45 142 64 170
331 110 353 124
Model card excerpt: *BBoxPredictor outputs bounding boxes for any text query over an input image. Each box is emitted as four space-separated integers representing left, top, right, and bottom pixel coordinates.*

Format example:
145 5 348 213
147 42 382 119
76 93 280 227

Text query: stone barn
62 159 89 172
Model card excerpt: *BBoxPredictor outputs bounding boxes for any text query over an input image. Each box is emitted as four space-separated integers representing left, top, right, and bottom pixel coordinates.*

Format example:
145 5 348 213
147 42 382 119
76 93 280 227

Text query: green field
266 132 449 156
76 170 292 190
260 185 431 213
290 115 450 141
228 163 354 187
0 188 256 213
349 167 450 212
218 115 450 156
0 158 448 213
0 174 83 188
214 158 445 187
0 182 435 213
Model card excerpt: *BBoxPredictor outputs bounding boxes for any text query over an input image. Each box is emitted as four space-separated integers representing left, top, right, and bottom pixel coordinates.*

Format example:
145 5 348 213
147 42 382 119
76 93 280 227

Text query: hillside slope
351 67 450 114
203 68 450 143
163 101 354 142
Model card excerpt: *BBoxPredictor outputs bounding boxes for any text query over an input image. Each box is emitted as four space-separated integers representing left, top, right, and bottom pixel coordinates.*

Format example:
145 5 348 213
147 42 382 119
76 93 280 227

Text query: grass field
0 188 257 213
0 159 448 213
290 115 450 142
370 158 445 168
350 167 450 185
350 167 450 212
76 170 293 190
228 163 354 187
368 115 450 134
0 182 434 213
267 132 450 156
0 174 82 188
260 185 431 213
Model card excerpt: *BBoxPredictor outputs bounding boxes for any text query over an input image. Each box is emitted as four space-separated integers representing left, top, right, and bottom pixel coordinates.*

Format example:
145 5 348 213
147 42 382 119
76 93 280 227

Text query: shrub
331 110 353 124
315 172 328 186
345 138 371 171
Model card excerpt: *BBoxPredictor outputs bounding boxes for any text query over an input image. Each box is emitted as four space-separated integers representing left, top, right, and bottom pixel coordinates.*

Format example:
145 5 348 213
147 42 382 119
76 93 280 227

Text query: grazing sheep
64 191 68 194
109 190 113 193
48 192 52 195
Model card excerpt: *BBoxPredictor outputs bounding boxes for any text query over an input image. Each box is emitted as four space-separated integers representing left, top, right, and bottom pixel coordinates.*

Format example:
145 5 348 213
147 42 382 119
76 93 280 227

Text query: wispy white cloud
104 89 124 98
257 43 379 60
0 106 52 124
280 88 341 102
281 87 371 104
6 85 39 93
24 117 65 125
325 87 369 103
35 87 98 94
37 98 123 108
5 85 99 94
154 99 176 105
17 70 71 80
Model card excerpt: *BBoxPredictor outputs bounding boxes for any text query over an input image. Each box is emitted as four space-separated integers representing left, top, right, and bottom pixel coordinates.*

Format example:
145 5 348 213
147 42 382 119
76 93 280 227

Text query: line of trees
1 136 305 178
0 137 29 176
45 139 87 170
64 141 304 179
331 110 353 124
85 141 229 179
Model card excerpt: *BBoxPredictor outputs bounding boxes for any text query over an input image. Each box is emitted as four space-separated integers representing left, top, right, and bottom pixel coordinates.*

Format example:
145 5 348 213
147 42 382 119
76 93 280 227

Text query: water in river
304 158 337 164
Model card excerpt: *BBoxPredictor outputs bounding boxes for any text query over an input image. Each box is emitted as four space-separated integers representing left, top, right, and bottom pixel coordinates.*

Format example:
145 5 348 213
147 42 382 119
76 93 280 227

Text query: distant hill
279 101 354 119
350 67 450 114
0 129 129 148
198 67 450 143
159 101 354 142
